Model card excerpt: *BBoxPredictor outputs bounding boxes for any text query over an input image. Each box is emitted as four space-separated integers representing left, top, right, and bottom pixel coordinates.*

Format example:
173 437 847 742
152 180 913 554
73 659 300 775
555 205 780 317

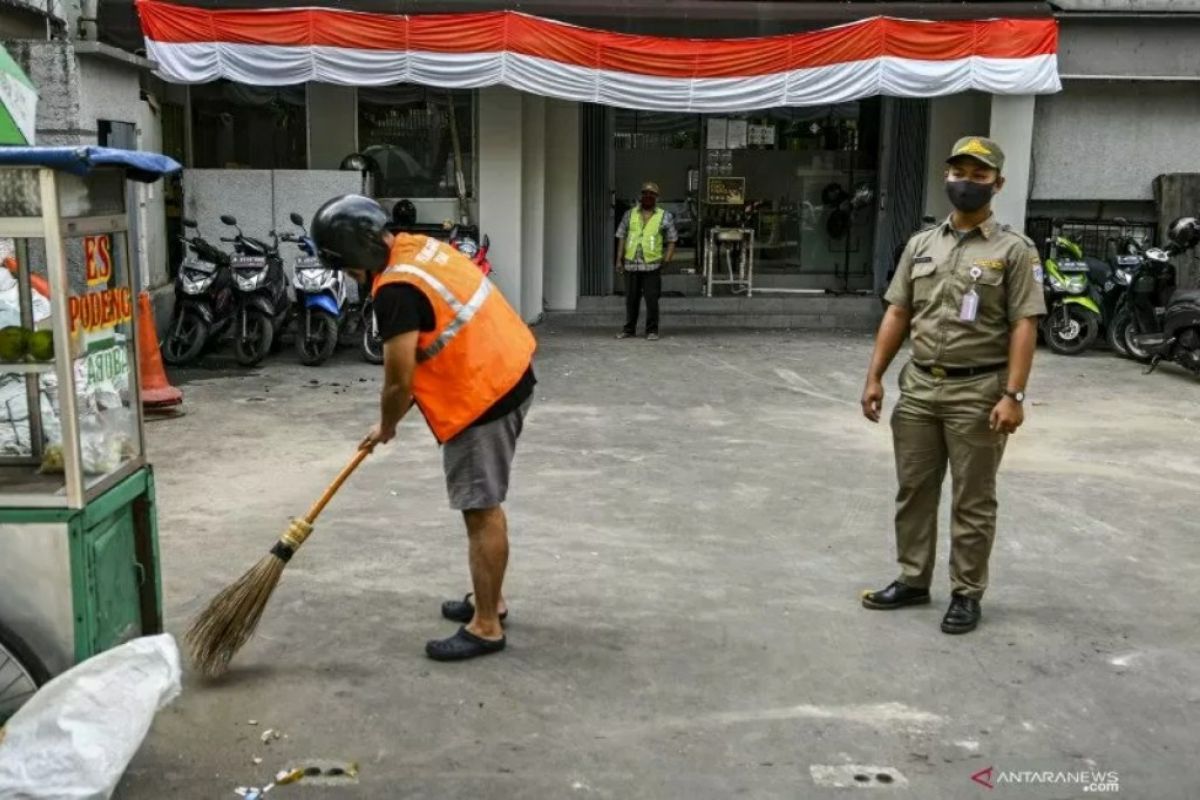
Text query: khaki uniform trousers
890 362 1008 599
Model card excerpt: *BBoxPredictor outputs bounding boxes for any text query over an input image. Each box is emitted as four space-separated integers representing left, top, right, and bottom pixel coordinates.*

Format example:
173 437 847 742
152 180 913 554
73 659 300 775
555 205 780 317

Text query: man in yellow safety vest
615 181 678 341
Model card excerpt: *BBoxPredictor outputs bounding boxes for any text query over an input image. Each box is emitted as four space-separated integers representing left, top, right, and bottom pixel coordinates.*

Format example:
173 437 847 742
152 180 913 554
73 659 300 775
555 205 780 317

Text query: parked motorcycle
1040 225 1103 355
1126 216 1200 375
1104 221 1156 357
161 218 234 365
359 225 494 365
284 211 346 366
448 224 493 277
220 214 290 366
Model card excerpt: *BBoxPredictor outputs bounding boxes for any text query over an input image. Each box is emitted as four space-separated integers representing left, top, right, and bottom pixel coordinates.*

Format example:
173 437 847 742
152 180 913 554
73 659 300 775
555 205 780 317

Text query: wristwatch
1004 388 1026 403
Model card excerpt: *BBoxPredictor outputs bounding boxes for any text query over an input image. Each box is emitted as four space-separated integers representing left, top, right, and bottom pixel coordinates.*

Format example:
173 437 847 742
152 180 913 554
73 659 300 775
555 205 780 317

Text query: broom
186 449 370 676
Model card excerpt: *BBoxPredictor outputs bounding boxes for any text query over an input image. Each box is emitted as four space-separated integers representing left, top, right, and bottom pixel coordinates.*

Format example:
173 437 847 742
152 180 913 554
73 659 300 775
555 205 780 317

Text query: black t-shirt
373 283 536 428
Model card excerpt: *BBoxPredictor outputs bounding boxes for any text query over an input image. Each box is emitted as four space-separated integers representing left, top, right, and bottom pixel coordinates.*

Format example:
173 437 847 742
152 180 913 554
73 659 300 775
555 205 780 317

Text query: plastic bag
0 268 51 330
0 634 181 799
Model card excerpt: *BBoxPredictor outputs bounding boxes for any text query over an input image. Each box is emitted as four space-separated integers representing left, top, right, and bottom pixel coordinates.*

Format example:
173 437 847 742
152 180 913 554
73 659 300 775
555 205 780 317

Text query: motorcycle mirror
183 217 198 229
289 212 304 226
1051 217 1065 228
481 234 490 250
1114 217 1128 227
220 214 238 226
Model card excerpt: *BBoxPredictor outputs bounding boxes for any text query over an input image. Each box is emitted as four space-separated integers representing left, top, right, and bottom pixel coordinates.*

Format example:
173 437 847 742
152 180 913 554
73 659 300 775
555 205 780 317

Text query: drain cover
810 765 908 789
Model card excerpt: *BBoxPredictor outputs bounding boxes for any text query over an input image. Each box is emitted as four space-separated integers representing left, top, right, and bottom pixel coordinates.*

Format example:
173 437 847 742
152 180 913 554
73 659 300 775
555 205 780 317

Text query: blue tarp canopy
0 146 180 183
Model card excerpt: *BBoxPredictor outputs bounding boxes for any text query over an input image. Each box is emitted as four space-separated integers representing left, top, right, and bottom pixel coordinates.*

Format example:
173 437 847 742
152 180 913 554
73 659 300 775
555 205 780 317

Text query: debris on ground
260 728 282 744
275 761 360 786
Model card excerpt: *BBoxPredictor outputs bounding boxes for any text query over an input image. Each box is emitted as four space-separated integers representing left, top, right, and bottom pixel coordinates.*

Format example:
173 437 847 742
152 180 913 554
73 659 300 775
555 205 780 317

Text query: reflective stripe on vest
625 208 665 262
388 264 493 362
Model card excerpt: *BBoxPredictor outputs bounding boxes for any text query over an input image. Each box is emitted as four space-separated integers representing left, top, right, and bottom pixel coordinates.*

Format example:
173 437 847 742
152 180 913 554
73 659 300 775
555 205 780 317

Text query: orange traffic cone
137 291 183 409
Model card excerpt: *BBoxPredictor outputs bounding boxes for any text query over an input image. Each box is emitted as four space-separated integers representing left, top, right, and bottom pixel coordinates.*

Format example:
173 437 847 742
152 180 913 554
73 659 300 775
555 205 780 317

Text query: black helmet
392 199 417 228
1168 216 1200 249
311 194 390 272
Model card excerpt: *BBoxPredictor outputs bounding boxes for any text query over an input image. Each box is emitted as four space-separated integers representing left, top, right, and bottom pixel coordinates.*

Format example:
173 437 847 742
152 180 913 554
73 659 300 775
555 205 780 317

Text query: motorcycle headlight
1065 275 1087 294
182 272 214 295
297 268 333 292
235 270 266 291
1048 275 1066 291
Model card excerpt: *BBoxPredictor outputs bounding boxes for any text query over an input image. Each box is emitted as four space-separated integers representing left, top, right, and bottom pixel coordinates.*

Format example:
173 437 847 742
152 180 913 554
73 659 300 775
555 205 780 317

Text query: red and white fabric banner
138 1 1060 111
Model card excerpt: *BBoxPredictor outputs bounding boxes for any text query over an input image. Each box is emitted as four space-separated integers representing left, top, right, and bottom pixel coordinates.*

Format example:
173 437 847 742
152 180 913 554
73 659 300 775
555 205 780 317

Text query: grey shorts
443 396 532 511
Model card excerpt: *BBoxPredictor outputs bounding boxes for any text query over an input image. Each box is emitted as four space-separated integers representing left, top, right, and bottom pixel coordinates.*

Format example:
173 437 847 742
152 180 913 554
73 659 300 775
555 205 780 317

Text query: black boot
941 594 981 634
861 580 931 610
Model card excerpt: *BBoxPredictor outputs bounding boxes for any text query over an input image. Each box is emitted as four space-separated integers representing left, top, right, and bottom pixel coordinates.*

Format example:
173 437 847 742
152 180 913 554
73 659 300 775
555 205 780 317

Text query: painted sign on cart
84 235 114 287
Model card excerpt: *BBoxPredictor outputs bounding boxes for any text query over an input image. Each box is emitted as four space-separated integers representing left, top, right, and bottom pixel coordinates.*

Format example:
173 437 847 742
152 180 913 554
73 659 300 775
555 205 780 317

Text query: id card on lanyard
960 266 982 322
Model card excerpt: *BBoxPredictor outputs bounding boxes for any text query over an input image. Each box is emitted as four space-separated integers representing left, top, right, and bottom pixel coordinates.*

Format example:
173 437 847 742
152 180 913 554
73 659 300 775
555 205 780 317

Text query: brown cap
640 181 661 196
947 137 1005 172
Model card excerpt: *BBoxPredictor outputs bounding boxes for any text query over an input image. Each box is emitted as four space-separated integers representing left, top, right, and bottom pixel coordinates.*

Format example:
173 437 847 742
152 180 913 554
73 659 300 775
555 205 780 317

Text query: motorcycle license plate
1117 256 1141 266
231 255 267 269
294 255 321 269
1057 259 1089 273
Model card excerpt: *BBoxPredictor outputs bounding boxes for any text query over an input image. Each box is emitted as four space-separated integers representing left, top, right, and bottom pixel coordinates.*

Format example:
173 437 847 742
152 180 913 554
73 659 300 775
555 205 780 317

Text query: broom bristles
185 553 287 677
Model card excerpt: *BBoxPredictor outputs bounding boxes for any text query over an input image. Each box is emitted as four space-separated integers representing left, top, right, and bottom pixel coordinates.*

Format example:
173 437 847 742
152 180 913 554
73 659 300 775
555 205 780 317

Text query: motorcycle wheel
1042 304 1100 356
1106 309 1131 357
297 310 339 366
161 309 208 366
1122 320 1154 364
234 310 274 367
0 617 50 722
361 308 384 365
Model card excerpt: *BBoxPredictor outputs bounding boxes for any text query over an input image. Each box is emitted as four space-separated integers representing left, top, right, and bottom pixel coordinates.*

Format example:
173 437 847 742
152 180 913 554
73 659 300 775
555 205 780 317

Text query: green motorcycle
1040 230 1103 355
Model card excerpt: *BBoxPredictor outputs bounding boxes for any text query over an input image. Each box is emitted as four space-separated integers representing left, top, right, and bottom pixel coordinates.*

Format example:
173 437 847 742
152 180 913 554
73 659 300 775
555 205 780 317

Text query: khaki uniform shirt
884 215 1047 368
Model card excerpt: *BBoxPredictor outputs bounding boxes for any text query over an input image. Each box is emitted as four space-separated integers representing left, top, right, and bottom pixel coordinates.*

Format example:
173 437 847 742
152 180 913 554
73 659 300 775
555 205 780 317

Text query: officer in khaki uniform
859 136 1046 634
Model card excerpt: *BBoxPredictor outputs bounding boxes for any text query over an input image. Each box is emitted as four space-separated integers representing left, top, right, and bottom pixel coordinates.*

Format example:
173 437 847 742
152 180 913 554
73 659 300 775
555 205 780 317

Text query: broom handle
303 449 370 524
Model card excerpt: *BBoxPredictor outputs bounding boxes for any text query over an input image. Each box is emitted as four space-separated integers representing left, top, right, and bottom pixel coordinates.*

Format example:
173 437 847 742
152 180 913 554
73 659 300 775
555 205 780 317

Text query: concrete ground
117 327 1200 799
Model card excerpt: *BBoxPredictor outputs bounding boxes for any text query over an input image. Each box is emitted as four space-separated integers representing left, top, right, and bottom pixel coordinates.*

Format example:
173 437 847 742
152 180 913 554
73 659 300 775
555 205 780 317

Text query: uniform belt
911 361 1006 379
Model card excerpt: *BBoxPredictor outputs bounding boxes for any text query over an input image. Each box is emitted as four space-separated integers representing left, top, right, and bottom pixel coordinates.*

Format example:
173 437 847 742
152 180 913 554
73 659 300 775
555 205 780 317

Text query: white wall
923 92 991 220
544 100 580 311
989 94 1036 229
477 87 526 318
136 98 168 289
520 95 546 321
1032 81 1200 201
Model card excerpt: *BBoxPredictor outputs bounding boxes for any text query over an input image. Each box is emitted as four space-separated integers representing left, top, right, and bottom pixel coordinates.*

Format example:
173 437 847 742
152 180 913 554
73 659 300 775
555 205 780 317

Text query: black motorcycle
1125 216 1200 375
161 218 234 365
220 214 290 366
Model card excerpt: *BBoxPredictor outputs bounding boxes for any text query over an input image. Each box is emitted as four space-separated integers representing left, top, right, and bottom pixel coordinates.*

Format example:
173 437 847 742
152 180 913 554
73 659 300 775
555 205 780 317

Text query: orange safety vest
372 233 536 443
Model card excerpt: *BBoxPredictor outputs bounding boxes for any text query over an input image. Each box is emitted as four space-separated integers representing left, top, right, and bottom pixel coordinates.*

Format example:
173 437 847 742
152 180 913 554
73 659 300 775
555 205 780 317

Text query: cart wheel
0 618 49 722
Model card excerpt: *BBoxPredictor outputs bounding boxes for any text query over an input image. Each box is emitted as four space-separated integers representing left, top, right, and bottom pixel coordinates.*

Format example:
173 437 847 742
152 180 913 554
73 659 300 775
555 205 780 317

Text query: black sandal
425 626 506 662
441 593 509 624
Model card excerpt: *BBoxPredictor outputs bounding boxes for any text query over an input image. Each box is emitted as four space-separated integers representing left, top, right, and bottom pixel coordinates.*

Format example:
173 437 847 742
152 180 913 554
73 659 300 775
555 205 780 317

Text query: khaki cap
947 136 1005 172
640 181 661 195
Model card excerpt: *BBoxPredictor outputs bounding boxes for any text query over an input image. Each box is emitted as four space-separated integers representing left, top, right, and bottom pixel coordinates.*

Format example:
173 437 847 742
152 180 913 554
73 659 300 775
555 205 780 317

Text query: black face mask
945 179 996 213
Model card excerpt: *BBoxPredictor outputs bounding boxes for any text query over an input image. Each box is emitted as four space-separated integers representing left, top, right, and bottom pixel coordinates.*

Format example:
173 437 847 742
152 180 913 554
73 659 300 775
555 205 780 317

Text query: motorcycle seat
1086 257 1112 285
1171 289 1200 306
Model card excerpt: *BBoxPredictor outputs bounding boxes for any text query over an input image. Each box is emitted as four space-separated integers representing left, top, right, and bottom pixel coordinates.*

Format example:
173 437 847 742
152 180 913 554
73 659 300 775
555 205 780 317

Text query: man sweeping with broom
186 195 535 673
318 195 536 661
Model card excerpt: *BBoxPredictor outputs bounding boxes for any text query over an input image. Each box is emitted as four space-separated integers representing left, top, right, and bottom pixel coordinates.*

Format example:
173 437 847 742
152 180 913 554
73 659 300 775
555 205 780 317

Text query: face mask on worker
945 179 996 214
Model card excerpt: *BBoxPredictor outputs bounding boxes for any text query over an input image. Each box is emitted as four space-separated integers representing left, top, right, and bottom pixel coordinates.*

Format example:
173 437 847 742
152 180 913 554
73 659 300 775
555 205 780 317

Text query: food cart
0 147 179 722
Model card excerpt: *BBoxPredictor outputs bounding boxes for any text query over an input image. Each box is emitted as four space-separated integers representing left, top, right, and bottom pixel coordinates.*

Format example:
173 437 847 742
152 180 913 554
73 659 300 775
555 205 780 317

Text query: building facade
117 0 1200 323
